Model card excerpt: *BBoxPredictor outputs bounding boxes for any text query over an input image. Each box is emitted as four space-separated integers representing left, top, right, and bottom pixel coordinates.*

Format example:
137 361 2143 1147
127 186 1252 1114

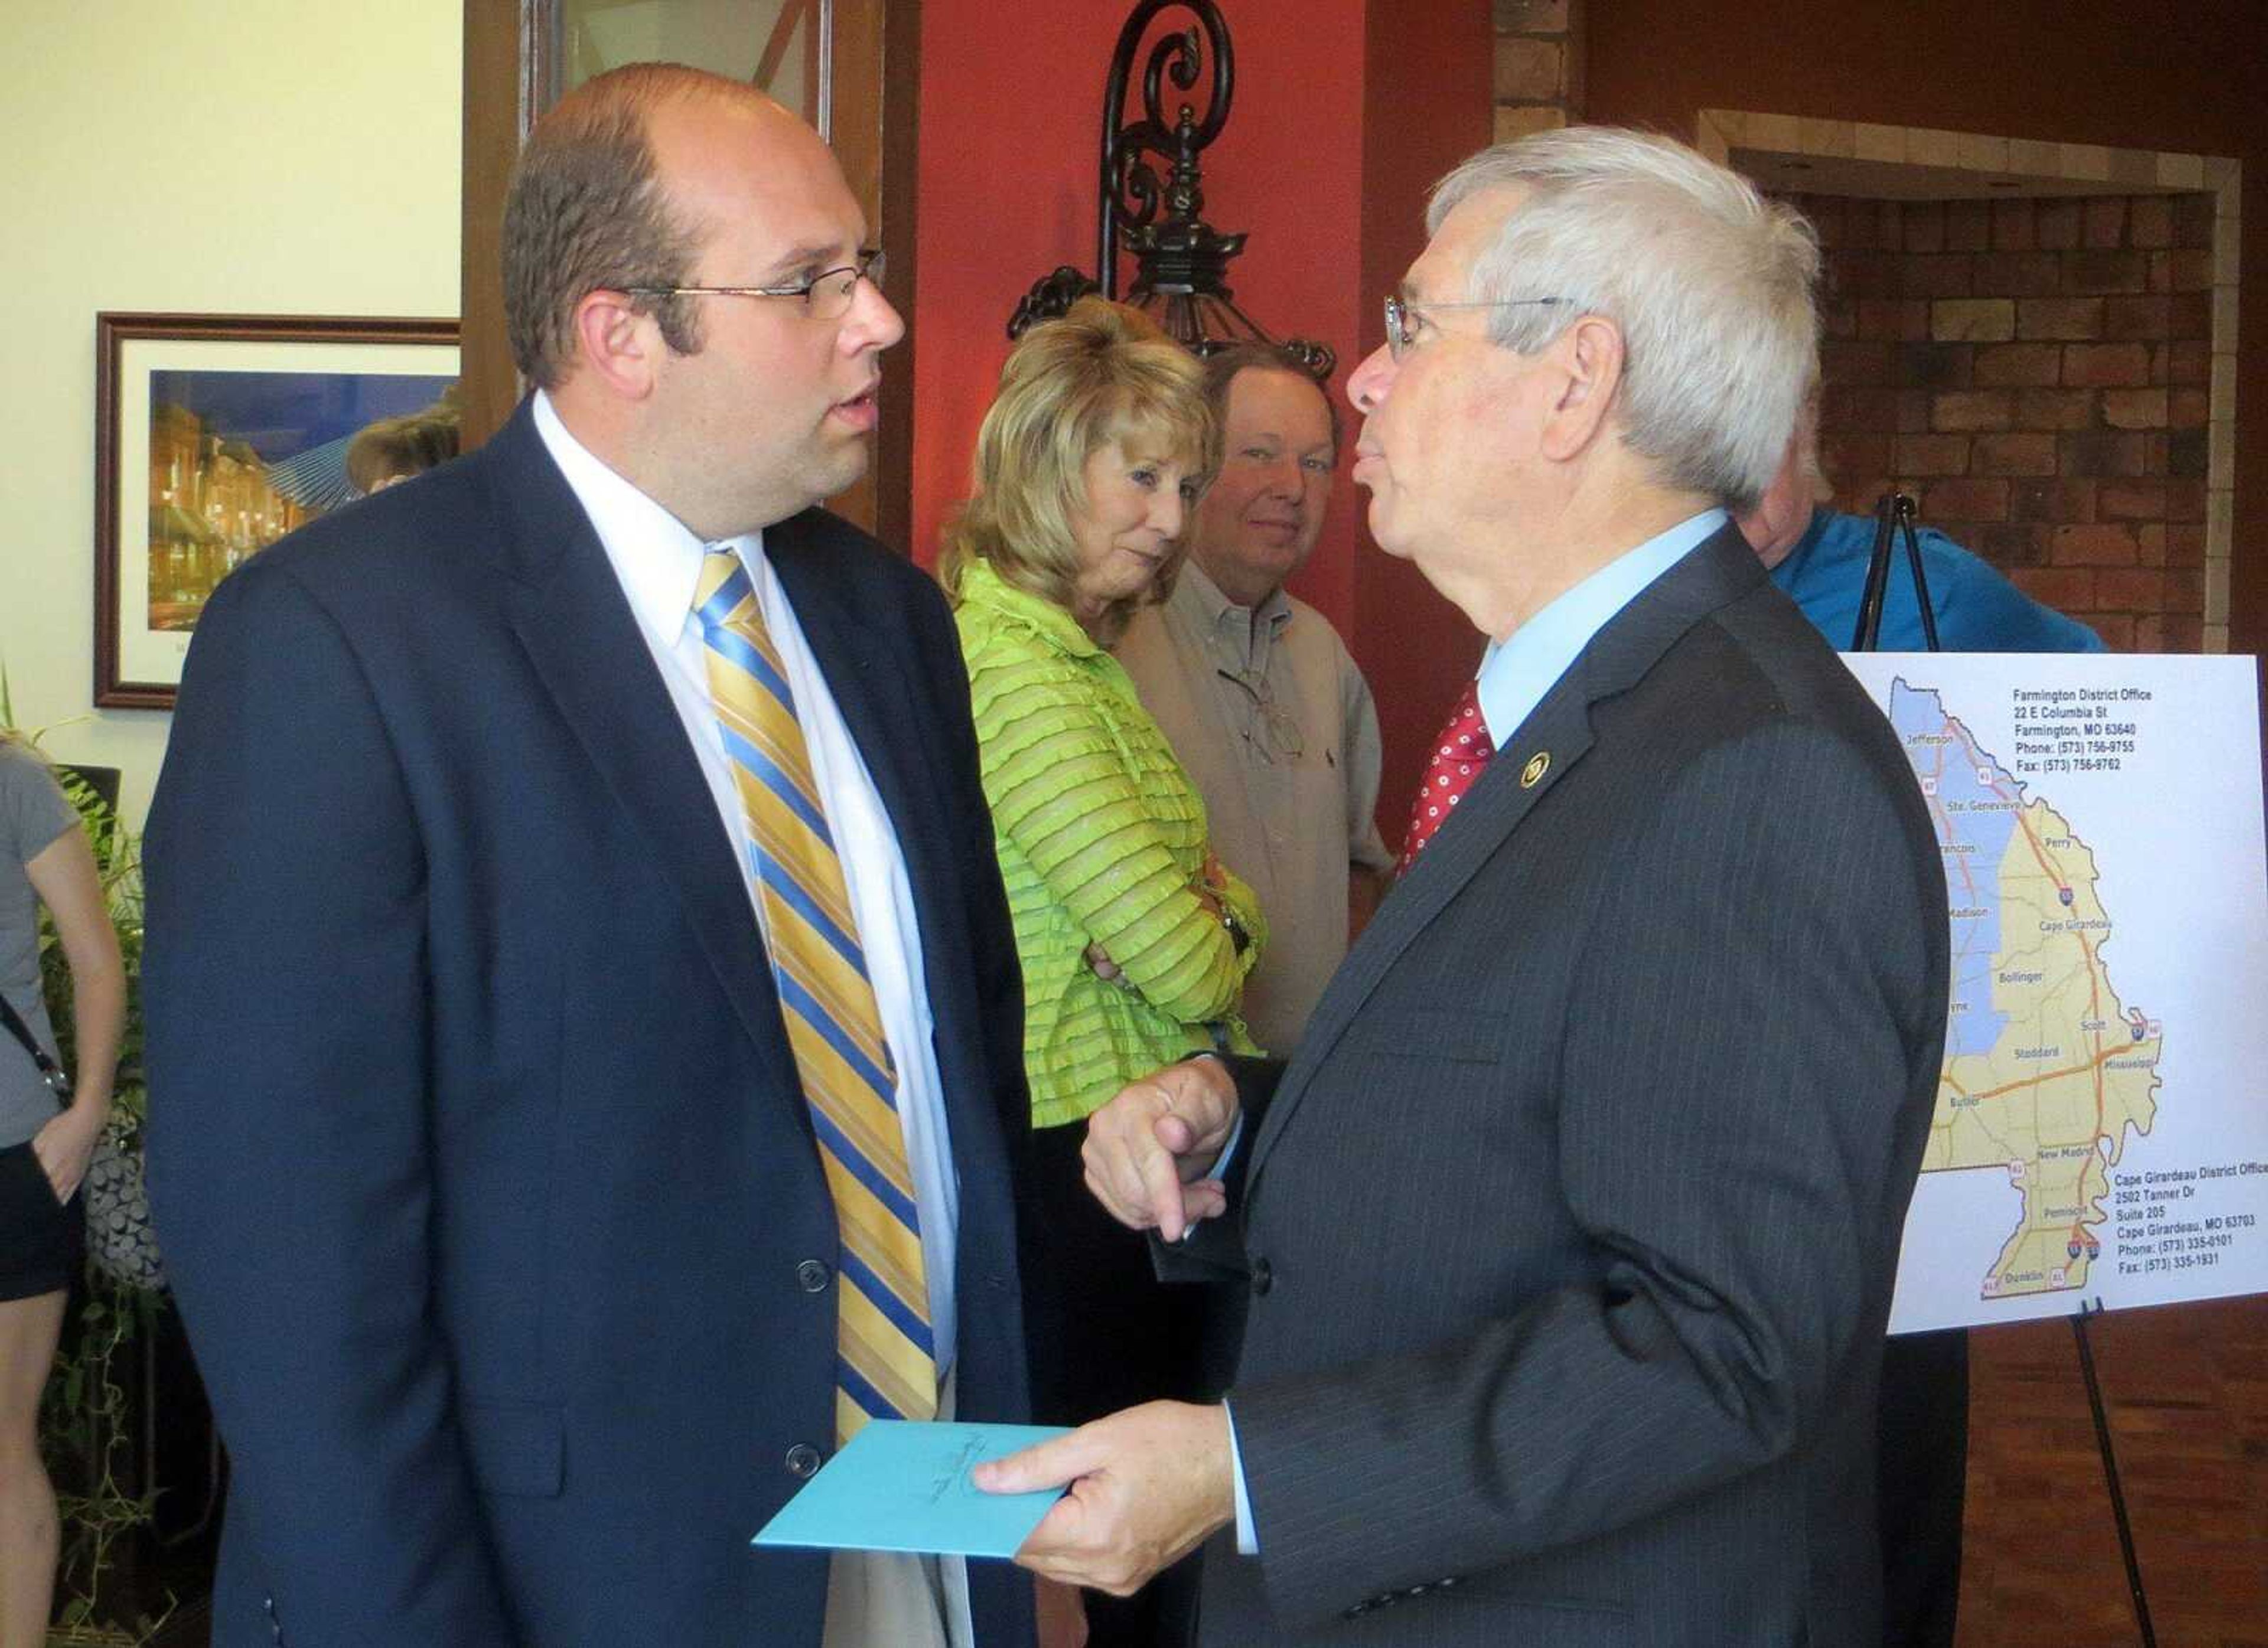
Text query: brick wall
1793 190 2215 652
1492 0 1583 138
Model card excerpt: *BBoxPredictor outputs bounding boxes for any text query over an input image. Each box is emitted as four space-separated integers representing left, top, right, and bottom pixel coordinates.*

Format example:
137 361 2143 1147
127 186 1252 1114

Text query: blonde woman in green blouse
942 298 1263 1647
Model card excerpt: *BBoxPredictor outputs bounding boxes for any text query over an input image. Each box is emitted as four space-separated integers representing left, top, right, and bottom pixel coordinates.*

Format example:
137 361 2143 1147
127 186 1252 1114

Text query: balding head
501 64 901 538
501 63 770 390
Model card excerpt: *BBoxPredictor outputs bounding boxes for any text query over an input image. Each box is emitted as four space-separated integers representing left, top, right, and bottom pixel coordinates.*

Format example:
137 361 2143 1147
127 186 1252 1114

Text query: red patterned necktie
1397 678 1494 873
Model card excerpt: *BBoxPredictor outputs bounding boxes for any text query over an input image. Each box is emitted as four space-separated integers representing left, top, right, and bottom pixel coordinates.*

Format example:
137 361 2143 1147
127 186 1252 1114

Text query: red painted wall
1351 0 1495 844
911 0 1368 630
911 0 1493 849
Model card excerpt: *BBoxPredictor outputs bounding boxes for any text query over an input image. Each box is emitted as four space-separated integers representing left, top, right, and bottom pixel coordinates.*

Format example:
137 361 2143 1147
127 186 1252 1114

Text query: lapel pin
1520 752 1550 789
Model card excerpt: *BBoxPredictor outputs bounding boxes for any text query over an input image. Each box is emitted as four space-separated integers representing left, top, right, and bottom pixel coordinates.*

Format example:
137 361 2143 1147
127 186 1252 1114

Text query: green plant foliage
44 1284 172 1646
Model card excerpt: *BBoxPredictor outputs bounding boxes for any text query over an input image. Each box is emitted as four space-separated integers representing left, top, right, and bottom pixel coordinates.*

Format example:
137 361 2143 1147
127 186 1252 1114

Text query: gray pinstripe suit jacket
1188 524 1950 1646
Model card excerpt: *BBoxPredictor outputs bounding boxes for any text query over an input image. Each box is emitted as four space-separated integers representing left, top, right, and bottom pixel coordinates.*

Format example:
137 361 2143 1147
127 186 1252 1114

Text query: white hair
1428 126 1819 513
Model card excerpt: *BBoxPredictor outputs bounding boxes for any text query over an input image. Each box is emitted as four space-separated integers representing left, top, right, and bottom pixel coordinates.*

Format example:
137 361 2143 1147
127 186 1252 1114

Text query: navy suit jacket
1184 527 1950 1646
144 403 1041 1647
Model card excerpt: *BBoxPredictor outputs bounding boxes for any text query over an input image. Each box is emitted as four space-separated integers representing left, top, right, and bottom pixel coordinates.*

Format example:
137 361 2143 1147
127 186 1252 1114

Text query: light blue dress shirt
1472 510 1729 750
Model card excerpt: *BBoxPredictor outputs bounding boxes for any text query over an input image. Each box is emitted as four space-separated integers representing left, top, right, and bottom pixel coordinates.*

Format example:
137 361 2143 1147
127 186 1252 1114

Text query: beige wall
4 0 462 819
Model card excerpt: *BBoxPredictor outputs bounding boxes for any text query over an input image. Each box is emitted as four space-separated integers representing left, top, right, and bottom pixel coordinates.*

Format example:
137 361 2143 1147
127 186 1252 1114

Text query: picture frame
94 312 461 709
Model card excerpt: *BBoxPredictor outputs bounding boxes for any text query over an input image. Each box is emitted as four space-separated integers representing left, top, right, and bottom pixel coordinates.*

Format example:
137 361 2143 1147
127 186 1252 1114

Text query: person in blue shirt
1738 400 2106 654
1738 401 2103 1648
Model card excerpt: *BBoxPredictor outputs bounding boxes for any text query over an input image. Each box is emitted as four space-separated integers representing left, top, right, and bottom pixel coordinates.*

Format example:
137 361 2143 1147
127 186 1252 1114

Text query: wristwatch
1218 902 1251 957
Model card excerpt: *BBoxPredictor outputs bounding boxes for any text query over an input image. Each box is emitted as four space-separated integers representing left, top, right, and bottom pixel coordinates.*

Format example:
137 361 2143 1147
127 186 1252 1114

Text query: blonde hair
940 298 1217 645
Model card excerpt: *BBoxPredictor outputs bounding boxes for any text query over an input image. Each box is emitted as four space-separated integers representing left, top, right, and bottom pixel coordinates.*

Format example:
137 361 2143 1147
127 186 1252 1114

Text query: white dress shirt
530 391 962 1378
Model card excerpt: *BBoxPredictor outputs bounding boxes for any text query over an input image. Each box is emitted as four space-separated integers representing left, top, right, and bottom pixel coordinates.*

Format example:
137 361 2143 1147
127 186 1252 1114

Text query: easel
1851 491 1941 654
1858 494 2156 1646
2071 1298 2157 1646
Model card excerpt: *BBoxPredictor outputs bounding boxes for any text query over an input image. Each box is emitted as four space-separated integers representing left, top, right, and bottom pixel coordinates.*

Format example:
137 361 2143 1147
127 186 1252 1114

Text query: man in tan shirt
1116 345 1393 1057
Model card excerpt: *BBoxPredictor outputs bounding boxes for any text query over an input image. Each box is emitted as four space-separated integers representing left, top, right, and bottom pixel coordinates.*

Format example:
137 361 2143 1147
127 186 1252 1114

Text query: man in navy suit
146 64 1050 1647
980 127 1948 1646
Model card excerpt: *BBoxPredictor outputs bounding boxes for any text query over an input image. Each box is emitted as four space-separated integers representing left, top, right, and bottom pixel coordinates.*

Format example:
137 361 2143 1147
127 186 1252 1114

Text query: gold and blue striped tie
695 549 937 1447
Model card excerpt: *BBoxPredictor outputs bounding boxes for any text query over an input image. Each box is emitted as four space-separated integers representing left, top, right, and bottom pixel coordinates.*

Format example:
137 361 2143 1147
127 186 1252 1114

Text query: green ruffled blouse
951 557 1266 1129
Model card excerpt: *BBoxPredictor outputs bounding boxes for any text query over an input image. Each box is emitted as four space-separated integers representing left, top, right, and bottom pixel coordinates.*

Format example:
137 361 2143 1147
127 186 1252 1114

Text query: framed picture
94 312 461 709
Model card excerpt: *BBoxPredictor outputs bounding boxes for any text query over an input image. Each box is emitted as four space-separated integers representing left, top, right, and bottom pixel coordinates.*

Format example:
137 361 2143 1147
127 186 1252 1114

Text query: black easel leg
2071 1304 2156 1647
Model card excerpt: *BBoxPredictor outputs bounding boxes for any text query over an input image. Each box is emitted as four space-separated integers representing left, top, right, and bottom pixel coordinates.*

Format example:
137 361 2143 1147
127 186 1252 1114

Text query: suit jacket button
796 1259 832 1293
786 1443 823 1479
1250 1257 1273 1297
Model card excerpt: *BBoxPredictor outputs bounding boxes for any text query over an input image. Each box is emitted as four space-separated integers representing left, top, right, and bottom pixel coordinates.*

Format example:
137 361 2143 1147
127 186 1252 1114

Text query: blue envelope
752 1420 1073 1558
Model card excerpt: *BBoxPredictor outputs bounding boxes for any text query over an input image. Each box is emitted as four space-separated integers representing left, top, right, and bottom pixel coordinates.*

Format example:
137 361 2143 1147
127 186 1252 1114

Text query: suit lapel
1247 524 1768 1180
767 516 1003 1176
1247 688 1595 1177
484 406 794 1081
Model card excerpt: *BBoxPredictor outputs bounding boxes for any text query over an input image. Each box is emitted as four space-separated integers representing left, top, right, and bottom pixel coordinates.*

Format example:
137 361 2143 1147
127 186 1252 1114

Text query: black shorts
0 1139 82 1301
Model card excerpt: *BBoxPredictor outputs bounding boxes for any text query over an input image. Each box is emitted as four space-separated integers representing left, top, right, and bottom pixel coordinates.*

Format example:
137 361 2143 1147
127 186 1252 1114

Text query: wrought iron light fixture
1008 0 1335 380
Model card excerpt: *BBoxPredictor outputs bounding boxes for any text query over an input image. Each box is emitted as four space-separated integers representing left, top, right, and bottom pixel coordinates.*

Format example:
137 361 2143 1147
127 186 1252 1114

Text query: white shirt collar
530 390 761 644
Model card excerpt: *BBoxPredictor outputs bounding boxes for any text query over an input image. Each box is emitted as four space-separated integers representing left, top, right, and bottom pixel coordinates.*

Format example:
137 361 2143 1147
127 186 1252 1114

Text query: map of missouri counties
1889 678 2163 1301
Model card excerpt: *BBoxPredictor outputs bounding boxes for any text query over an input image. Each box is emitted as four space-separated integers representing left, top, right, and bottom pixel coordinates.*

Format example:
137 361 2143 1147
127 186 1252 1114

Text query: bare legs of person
0 1289 69 1648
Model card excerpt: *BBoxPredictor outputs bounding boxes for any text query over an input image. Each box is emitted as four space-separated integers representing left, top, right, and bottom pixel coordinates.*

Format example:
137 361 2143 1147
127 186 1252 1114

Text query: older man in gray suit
979 128 1950 1647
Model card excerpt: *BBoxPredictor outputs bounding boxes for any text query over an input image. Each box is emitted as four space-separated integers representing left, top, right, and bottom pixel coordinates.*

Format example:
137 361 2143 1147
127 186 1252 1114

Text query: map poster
1836 653 2268 1336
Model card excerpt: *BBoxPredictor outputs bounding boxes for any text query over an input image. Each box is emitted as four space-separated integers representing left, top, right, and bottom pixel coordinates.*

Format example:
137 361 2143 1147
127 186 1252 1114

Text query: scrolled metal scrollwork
1098 0 1233 296
1277 336 1338 380
1005 0 1337 384
1006 266 1104 342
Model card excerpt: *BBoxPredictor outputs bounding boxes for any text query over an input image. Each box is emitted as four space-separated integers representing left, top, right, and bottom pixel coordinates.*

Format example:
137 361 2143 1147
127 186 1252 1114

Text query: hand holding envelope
752 1422 1070 1558
973 1402 1237 1597
758 1055 1245 1598
750 1407 1234 1600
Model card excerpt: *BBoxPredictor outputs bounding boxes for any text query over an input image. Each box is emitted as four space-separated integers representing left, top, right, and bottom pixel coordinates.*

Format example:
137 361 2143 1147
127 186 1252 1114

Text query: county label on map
1891 679 2161 1301
1837 654 2268 1334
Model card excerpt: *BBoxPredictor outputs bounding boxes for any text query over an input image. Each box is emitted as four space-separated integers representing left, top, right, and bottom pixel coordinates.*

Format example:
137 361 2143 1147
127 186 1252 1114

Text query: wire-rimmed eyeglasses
1383 291 1571 361
623 249 885 323
1217 668 1305 763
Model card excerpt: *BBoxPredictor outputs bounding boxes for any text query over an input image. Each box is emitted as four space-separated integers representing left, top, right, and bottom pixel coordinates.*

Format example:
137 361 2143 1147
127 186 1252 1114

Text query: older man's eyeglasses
1217 668 1305 763
623 249 885 322
1383 291 1570 361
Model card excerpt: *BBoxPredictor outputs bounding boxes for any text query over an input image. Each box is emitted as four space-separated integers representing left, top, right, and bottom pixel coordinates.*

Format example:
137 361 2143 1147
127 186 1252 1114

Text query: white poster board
1837 653 2268 1334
